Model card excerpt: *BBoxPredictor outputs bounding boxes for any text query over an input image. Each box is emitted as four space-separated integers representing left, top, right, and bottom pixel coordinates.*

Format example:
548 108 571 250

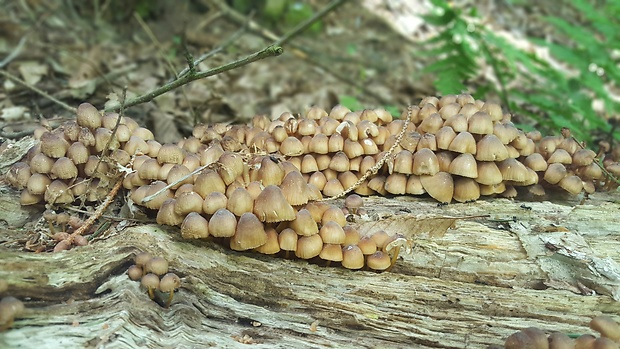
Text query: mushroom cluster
495 315 620 349
127 252 180 307
5 95 620 270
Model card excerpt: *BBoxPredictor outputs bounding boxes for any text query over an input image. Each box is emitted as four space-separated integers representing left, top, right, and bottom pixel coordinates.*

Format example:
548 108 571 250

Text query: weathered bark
1 188 619 348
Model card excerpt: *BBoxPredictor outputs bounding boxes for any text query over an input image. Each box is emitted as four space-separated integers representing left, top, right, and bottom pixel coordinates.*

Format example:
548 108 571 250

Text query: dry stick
141 162 213 204
320 106 413 201
571 136 620 185
0 70 76 113
69 179 123 240
104 45 283 112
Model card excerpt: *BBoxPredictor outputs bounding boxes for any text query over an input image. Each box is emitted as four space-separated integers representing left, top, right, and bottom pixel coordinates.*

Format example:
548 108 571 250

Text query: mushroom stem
147 287 155 300
165 289 174 308
386 245 401 272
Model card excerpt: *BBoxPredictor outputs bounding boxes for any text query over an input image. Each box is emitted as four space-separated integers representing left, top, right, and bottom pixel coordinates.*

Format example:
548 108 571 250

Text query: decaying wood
1 187 619 348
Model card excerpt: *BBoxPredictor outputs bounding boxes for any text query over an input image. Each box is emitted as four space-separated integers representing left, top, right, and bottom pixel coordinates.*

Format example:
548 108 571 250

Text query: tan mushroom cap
202 192 228 215
323 178 345 197
319 243 344 262
420 172 454 203
50 157 78 180
476 161 503 185
181 212 210 239
174 191 204 216
448 153 478 178
366 251 391 271
254 228 281 255
278 228 298 252
321 205 347 227
290 209 319 236
341 245 364 270
194 170 227 198
497 158 530 182
412 148 440 176
295 233 323 259
227 187 254 217
230 212 268 251
384 173 407 195
280 137 304 156
156 199 184 226
475 134 509 161
453 177 480 203
319 221 346 244
280 170 309 206
543 163 567 185
523 153 548 172
208 208 237 237
357 236 377 255
44 180 74 204
253 185 296 223
447 131 477 154
590 315 620 341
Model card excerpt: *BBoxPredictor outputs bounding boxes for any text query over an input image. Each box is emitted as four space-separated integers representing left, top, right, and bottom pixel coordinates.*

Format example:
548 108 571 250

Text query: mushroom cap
280 170 309 206
341 245 364 270
467 111 493 135
319 221 346 244
344 194 364 211
156 199 184 226
145 257 169 276
475 134 509 161
140 273 160 290
254 228 281 255
256 156 286 186
321 206 347 227
448 153 478 178
278 228 298 252
523 153 548 172
253 185 296 223
290 209 319 236
280 137 304 156
420 172 454 203
159 273 181 293
202 192 228 215
476 161 503 185
180 212 210 239
194 170 227 198
319 243 343 262
412 148 440 176
226 187 254 217
366 251 391 271
543 163 567 185
453 177 481 203
384 173 407 195
547 148 573 164
447 131 477 154
295 233 323 259
135 252 153 266
357 236 378 255
76 102 102 129
127 265 143 281
208 208 237 238
230 212 268 251
44 180 74 204
497 158 530 182
590 315 620 341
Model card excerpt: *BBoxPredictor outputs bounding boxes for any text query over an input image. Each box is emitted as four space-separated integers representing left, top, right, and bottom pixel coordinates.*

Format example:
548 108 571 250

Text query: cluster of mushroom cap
127 252 180 307
42 210 88 252
6 102 153 206
5 96 619 270
0 279 25 331
490 315 620 349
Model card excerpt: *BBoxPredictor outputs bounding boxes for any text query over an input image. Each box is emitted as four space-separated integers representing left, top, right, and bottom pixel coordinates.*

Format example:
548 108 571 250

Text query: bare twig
141 162 213 204
0 36 28 68
0 70 76 113
69 179 123 239
320 106 412 201
104 45 283 112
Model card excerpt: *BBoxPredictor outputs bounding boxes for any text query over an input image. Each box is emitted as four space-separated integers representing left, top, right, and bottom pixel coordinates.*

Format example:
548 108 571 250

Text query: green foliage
420 0 620 144
230 0 322 34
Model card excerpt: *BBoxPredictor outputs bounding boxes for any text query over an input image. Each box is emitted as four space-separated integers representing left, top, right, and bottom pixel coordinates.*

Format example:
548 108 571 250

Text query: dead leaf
18 61 48 85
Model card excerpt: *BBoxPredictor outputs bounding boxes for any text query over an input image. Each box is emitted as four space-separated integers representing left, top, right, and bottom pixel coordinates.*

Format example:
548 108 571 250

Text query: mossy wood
1 188 619 348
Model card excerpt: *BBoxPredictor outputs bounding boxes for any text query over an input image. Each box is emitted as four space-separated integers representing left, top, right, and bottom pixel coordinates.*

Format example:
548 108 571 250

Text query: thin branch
0 36 28 68
0 70 76 113
104 45 283 112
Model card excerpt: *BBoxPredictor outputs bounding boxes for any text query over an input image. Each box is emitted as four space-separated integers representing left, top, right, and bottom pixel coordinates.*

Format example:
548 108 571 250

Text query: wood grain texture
1 189 619 348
